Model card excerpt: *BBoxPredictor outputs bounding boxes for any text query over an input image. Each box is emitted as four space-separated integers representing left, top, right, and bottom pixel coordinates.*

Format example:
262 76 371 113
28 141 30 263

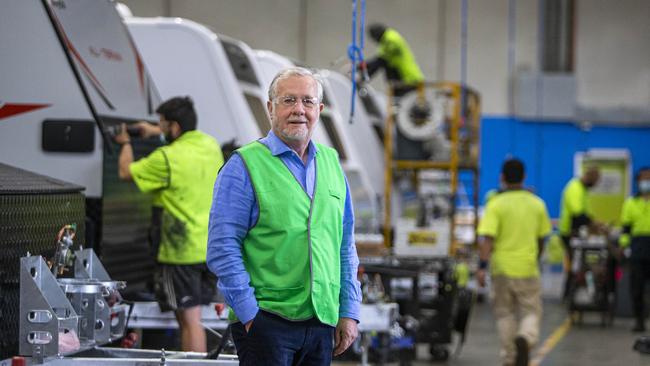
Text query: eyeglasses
274 95 320 109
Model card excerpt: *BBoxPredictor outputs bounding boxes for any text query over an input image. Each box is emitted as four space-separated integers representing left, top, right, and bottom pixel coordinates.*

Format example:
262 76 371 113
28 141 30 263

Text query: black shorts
154 263 217 312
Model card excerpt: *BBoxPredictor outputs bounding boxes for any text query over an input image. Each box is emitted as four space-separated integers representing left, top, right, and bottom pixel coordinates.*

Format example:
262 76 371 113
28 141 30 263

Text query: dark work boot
514 336 529 366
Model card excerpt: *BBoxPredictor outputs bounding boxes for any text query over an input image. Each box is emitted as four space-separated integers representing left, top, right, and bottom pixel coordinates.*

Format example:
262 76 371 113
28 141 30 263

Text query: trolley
567 235 616 326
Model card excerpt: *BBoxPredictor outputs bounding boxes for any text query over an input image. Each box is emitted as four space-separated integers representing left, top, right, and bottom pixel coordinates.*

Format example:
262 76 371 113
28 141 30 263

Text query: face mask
639 180 650 194
161 132 176 144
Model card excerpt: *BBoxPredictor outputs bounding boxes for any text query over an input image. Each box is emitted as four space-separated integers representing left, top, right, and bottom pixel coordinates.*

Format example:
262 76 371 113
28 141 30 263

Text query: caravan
0 0 163 291
321 70 385 197
125 17 262 151
319 70 386 234
126 17 334 157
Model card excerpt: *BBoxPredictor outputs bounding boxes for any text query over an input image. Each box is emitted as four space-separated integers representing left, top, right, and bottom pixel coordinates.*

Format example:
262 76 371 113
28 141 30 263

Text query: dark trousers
630 258 650 323
231 310 335 366
365 57 418 97
561 235 574 300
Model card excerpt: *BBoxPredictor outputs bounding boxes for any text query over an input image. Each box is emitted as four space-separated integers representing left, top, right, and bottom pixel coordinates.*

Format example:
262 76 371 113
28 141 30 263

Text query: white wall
120 0 650 119
169 0 304 59
576 0 650 113
304 0 442 97
120 0 165 17
444 0 516 115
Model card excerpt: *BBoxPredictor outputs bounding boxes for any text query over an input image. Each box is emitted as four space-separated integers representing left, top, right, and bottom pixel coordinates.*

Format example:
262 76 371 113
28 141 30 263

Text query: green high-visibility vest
619 196 650 248
237 141 346 326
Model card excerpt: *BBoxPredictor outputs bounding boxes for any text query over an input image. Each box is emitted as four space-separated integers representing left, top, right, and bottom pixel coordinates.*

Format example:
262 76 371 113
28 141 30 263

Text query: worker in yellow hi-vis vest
558 166 601 299
115 96 224 352
477 158 552 366
619 167 650 332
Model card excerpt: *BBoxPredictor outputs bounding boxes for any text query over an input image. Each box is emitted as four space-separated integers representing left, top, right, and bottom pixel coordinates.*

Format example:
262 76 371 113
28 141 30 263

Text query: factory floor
334 272 649 366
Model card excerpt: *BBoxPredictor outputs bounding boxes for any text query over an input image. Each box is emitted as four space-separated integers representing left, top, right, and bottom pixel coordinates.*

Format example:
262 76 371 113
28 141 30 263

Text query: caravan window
359 93 382 119
321 91 331 108
221 40 260 86
319 114 347 162
244 93 271 136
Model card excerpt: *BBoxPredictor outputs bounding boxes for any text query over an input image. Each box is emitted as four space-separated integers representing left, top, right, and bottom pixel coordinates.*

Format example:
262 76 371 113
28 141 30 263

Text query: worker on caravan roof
366 23 424 96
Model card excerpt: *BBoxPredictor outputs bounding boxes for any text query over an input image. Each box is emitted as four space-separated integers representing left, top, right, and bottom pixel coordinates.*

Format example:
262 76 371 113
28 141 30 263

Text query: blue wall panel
478 116 650 218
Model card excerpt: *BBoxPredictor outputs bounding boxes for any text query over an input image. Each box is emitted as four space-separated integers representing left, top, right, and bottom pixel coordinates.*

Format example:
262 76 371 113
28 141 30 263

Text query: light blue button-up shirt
207 131 361 324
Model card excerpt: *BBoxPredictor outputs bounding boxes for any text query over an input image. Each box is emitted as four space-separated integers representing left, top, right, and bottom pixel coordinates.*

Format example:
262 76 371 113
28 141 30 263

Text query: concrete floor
335 294 649 366
452 299 645 366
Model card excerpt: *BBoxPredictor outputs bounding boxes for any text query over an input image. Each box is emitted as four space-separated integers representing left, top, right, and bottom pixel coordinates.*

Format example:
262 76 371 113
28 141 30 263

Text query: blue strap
347 0 366 124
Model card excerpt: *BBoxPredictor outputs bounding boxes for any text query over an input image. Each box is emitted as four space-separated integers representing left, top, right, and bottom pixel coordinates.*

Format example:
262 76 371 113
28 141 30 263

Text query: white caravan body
217 34 274 141
0 0 160 197
358 83 388 140
321 70 385 198
254 49 295 88
125 17 262 147
0 0 163 289
319 72 383 234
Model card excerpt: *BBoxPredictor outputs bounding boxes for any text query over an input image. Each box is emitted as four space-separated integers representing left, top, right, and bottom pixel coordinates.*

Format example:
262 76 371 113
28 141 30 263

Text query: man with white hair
207 67 361 365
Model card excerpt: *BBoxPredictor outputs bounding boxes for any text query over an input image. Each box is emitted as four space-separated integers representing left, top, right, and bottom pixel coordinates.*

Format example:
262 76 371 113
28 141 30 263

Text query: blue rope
359 0 366 50
347 0 366 123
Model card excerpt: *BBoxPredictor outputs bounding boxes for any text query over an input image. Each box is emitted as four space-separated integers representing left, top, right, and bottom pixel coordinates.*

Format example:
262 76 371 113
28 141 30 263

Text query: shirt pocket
328 187 343 201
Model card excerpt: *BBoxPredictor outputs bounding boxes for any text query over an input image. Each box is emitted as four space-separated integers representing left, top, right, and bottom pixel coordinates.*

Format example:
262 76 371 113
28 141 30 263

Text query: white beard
278 125 308 142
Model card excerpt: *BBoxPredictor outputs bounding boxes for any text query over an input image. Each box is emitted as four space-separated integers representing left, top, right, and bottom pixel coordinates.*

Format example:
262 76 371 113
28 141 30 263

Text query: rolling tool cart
359 256 474 364
567 234 616 326
360 257 457 364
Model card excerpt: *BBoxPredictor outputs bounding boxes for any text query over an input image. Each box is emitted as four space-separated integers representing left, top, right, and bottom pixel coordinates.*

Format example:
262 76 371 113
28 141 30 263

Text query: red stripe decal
49 10 108 95
126 32 146 95
0 103 50 120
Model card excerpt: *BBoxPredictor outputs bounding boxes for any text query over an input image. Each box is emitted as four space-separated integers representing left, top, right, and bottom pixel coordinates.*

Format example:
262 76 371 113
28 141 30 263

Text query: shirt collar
262 130 318 159
171 130 199 144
